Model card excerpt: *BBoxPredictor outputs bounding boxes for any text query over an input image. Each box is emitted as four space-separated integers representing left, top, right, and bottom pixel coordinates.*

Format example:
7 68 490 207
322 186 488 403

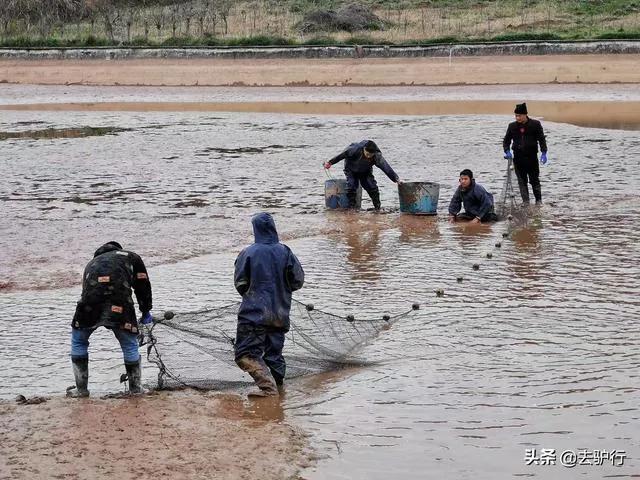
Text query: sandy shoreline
0 391 311 480
3 99 640 130
1 54 640 87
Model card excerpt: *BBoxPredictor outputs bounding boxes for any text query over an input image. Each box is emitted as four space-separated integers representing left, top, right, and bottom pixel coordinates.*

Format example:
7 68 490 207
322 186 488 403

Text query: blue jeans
71 327 140 364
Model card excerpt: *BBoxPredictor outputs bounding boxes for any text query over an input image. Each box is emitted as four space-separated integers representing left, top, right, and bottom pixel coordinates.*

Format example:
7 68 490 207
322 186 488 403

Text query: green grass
224 35 296 46
567 0 640 17
595 29 640 39
489 32 563 42
1 29 640 49
0 35 111 48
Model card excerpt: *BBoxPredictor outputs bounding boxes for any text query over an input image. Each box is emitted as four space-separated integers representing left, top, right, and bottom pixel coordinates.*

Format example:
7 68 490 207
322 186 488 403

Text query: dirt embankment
0 391 312 480
0 51 639 86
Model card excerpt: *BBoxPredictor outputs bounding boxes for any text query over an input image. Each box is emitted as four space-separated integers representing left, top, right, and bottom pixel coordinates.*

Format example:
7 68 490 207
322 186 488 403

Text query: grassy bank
1 0 639 47
2 31 640 49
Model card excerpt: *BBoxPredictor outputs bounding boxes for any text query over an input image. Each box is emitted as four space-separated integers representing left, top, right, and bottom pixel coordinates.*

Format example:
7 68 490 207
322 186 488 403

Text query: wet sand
3 99 640 130
1 54 640 86
0 391 310 480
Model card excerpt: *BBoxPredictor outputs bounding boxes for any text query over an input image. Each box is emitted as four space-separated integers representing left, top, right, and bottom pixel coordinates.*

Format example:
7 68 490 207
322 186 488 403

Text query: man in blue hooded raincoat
448 169 499 224
324 140 401 210
234 212 305 397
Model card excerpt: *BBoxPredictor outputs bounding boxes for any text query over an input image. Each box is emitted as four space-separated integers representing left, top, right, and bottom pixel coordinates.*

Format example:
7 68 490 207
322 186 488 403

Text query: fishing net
496 158 518 218
142 299 418 390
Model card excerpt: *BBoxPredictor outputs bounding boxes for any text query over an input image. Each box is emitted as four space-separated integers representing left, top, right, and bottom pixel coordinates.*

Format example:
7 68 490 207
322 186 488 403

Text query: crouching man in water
324 140 402 210
68 241 153 397
448 169 499 224
234 213 305 397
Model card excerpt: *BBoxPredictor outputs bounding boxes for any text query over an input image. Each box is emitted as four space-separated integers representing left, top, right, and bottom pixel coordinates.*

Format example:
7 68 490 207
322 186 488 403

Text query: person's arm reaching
374 154 400 183
476 186 493 220
503 125 513 158
324 148 348 169
131 253 152 315
449 187 462 218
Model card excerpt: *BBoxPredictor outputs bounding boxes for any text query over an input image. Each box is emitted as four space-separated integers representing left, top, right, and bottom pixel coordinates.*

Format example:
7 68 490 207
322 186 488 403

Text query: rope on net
142 299 420 391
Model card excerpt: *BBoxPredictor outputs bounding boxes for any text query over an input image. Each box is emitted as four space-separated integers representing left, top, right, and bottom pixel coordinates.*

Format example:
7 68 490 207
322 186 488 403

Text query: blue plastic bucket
325 179 362 209
398 182 440 215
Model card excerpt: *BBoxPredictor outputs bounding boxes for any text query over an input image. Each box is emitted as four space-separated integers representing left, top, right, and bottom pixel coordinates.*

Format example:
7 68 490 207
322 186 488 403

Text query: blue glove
540 152 548 165
141 311 153 325
504 150 513 160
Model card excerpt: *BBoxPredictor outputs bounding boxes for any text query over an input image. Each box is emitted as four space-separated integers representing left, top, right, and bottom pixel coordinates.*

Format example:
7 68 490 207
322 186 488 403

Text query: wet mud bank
0 54 640 87
3 99 640 130
0 391 311 480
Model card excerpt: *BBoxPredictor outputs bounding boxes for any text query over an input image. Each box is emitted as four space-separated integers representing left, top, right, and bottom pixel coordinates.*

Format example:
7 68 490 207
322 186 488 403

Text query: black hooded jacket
328 140 399 181
503 118 547 158
71 242 152 331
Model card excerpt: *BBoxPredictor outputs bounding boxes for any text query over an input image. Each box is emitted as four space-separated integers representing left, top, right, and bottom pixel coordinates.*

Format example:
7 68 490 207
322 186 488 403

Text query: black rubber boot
346 190 358 209
517 179 530 205
125 359 144 394
369 189 381 210
271 371 285 395
532 184 542 204
67 357 89 398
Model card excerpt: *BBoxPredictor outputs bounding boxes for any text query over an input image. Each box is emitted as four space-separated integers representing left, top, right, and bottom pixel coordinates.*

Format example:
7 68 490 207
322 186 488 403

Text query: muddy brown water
1 85 639 478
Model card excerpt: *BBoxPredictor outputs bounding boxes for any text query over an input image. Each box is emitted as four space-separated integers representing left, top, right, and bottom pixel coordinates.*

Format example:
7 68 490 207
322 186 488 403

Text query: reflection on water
508 217 546 283
1 104 639 479
395 214 440 246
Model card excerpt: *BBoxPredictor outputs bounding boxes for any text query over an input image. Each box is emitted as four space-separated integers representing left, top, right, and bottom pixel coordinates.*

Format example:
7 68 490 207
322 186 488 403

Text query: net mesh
496 158 518 218
143 299 418 390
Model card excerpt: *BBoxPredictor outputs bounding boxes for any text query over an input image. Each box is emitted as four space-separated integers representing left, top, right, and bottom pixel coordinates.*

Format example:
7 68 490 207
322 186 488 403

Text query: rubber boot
532 184 542 205
67 357 89 398
346 190 358 209
271 371 285 395
517 178 530 205
236 356 278 397
125 359 144 394
369 189 381 210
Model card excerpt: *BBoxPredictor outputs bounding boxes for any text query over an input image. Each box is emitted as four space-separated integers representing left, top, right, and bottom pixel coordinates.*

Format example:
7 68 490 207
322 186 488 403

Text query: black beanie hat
459 169 473 179
364 140 380 153
106 241 123 250
514 103 528 114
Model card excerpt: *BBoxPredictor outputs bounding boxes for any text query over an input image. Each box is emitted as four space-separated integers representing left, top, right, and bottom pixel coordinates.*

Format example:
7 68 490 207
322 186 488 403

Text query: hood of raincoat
252 212 279 244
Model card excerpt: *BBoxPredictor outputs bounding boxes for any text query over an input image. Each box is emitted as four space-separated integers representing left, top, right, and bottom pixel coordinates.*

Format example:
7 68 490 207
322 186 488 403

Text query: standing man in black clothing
503 103 548 205
69 241 153 397
324 140 402 210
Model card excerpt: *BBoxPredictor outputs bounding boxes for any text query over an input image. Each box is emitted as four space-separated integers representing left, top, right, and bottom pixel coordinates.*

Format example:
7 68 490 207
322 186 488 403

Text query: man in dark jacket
503 102 548 204
234 212 305 397
324 140 401 210
69 241 152 397
448 169 499 223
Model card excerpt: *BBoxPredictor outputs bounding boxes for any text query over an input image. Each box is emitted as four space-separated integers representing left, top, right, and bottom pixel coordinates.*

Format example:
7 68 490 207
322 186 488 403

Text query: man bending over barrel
234 212 305 397
448 169 499 224
324 140 402 210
